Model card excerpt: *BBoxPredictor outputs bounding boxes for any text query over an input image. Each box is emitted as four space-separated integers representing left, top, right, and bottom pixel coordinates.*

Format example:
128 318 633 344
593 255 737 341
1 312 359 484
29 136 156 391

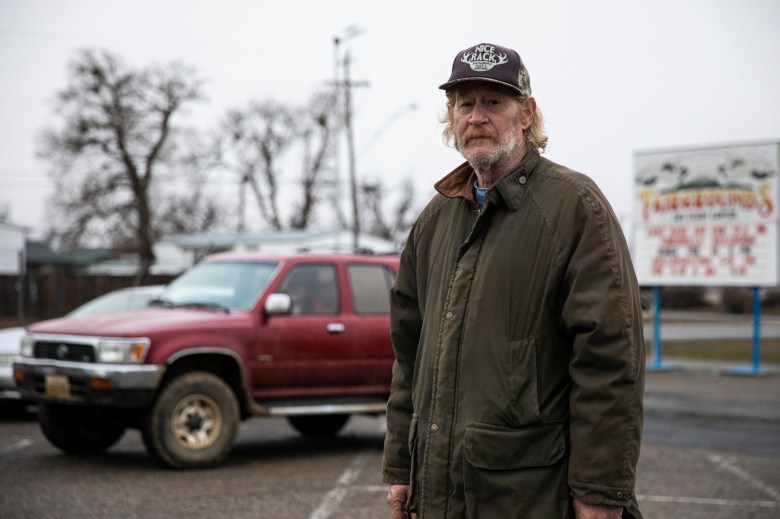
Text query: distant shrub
639 288 653 311
720 287 750 314
763 288 780 309
661 287 708 309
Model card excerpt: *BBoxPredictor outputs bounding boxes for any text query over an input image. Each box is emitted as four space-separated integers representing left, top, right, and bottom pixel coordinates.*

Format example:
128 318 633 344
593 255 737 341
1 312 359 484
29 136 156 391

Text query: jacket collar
434 149 541 210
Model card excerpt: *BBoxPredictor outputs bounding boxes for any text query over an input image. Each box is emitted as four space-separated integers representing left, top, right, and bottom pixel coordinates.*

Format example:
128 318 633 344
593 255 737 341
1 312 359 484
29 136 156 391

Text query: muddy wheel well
161 352 251 418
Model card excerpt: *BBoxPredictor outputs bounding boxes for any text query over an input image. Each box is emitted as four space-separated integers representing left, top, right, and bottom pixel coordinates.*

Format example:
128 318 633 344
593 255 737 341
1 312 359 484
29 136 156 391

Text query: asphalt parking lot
1 362 778 518
639 362 780 518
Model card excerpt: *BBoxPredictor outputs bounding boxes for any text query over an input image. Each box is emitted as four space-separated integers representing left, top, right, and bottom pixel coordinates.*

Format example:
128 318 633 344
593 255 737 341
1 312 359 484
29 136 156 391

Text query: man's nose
468 104 489 125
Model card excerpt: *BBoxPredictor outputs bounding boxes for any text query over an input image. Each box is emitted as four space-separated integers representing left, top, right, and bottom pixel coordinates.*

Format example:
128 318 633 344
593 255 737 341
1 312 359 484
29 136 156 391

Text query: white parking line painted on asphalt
308 454 368 519
0 438 32 455
377 415 388 434
355 485 387 493
638 494 779 508
709 454 780 501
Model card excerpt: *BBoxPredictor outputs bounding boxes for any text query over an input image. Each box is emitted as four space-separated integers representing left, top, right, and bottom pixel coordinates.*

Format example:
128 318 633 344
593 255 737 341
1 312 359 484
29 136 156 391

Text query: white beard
460 131 519 173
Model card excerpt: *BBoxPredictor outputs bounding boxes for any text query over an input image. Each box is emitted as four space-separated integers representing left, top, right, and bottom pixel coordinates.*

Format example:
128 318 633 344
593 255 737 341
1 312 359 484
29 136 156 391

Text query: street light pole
332 27 364 249
358 103 418 160
343 51 360 251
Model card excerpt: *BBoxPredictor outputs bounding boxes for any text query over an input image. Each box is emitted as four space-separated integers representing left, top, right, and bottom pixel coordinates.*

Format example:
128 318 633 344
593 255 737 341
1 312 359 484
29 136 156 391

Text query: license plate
45 374 71 399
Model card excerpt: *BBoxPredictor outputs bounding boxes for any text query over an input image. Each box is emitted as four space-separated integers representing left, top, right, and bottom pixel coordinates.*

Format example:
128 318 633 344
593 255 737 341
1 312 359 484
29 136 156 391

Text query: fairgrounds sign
633 141 779 287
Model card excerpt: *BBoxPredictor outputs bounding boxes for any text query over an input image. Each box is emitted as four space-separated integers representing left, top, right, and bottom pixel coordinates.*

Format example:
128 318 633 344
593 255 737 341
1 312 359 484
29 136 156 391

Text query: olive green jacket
382 150 645 518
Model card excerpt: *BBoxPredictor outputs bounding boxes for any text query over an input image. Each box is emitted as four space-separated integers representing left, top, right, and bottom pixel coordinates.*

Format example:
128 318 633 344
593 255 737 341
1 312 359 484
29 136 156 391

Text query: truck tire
38 403 126 454
142 372 239 469
288 414 350 438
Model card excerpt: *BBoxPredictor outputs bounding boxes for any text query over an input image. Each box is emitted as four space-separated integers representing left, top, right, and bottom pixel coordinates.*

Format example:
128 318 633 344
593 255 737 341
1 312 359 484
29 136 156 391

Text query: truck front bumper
13 358 164 407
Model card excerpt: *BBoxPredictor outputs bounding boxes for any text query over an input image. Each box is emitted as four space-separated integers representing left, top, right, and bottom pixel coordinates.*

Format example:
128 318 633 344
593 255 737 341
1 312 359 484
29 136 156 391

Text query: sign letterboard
633 142 779 287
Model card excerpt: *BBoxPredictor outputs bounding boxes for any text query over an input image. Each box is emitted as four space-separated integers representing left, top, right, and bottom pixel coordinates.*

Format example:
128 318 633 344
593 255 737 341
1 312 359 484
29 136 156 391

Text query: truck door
343 262 395 388
253 262 358 394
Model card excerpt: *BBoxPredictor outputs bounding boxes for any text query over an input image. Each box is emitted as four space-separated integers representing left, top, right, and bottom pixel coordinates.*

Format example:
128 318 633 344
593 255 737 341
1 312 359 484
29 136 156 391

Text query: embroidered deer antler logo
461 44 509 72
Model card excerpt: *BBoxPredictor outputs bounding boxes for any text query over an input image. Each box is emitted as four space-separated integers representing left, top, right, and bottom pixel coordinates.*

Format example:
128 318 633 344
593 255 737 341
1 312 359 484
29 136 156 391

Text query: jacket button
616 492 624 498
445 311 453 320
430 423 439 432
518 176 527 185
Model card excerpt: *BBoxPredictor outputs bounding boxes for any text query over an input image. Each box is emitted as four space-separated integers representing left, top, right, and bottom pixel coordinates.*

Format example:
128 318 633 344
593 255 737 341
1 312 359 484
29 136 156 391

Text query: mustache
460 129 496 144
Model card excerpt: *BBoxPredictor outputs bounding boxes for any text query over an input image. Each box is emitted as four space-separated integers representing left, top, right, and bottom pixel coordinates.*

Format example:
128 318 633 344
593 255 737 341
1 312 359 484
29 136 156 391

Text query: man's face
450 83 532 172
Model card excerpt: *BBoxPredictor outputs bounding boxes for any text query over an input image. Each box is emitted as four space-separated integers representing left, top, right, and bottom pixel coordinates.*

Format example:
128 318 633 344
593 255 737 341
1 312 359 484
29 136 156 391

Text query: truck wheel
38 403 126 454
142 372 239 469
288 414 350 438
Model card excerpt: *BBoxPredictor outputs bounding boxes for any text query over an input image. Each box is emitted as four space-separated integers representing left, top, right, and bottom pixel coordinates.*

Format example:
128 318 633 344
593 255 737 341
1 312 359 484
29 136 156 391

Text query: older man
383 43 645 518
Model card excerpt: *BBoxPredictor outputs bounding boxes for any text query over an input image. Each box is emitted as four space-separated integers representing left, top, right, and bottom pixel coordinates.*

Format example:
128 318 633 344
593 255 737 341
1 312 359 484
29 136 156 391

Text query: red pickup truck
14 252 399 468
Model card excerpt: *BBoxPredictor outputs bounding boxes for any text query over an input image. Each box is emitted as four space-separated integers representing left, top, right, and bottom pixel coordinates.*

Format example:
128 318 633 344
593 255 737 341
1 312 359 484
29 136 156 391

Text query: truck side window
348 264 395 314
278 264 339 315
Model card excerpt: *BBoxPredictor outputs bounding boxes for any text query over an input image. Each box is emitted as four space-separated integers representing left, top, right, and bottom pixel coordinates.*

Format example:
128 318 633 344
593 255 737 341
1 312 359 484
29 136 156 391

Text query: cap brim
438 77 524 95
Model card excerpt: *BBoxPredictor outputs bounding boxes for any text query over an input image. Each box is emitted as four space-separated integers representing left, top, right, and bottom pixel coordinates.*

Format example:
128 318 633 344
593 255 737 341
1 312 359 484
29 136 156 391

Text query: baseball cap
439 43 532 97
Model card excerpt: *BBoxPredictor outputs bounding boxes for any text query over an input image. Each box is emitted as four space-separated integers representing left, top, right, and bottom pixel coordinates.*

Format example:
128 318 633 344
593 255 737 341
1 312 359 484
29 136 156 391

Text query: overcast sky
2 0 779 238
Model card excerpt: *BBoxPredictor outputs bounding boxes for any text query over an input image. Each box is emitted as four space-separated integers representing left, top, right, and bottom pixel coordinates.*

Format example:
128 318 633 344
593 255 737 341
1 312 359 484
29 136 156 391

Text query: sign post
633 141 779 374
648 286 678 371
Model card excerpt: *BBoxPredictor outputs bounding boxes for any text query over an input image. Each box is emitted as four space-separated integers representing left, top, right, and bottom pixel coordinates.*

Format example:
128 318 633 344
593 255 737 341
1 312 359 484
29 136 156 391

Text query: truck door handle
326 323 346 334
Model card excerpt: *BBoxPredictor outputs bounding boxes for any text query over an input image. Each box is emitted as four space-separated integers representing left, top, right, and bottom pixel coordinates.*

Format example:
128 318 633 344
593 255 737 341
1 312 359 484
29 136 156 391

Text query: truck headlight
0 353 18 365
97 338 151 363
20 336 35 358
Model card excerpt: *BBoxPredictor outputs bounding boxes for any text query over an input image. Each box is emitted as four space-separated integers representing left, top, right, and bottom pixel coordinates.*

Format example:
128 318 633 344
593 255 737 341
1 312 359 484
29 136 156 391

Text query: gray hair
440 91 548 153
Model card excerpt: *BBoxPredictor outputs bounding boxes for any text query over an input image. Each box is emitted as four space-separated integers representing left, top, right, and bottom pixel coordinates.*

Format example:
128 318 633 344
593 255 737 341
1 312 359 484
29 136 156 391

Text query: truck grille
34 341 96 363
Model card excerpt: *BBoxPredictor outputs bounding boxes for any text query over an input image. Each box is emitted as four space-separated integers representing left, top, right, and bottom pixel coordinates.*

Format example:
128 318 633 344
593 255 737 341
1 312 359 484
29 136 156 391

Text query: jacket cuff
382 466 411 485
569 480 636 508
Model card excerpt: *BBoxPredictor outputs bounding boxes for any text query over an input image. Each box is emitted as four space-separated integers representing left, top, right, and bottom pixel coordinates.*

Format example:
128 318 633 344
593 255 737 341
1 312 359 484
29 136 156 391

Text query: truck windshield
156 261 279 311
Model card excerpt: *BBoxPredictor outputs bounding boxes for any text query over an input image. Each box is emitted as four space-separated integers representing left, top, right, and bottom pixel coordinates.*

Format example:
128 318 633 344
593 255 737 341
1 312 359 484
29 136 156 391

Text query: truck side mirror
264 293 293 316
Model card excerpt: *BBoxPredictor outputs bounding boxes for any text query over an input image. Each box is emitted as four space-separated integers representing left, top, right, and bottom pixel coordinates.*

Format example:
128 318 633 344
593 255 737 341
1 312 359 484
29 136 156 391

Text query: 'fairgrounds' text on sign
633 141 779 287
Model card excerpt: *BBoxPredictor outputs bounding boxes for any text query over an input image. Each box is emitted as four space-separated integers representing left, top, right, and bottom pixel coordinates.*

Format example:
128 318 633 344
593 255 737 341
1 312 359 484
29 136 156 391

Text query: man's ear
520 97 536 129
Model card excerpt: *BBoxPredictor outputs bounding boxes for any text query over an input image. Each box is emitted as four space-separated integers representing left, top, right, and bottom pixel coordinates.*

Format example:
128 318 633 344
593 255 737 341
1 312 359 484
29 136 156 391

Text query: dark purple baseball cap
439 43 532 97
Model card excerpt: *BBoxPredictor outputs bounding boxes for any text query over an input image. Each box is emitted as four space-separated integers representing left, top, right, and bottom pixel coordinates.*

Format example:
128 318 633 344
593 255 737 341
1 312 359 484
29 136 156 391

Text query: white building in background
0 222 27 275
163 229 399 264
84 229 400 276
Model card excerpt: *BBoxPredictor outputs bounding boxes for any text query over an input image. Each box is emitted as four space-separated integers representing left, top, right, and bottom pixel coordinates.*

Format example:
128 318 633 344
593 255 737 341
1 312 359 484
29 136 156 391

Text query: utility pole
332 35 345 232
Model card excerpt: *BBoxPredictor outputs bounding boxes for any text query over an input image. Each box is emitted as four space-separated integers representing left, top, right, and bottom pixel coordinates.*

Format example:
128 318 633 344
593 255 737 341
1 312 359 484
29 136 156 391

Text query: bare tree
215 90 337 231
215 101 298 231
38 49 217 277
152 132 223 236
361 177 417 247
290 91 337 229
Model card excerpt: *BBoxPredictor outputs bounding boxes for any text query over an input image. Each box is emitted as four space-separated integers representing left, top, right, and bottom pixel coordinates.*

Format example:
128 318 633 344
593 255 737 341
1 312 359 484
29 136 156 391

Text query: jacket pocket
508 337 541 424
463 422 569 518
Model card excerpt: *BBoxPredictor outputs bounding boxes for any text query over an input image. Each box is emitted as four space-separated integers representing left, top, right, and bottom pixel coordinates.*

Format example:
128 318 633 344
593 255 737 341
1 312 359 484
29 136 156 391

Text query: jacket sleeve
559 179 645 512
382 228 423 485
